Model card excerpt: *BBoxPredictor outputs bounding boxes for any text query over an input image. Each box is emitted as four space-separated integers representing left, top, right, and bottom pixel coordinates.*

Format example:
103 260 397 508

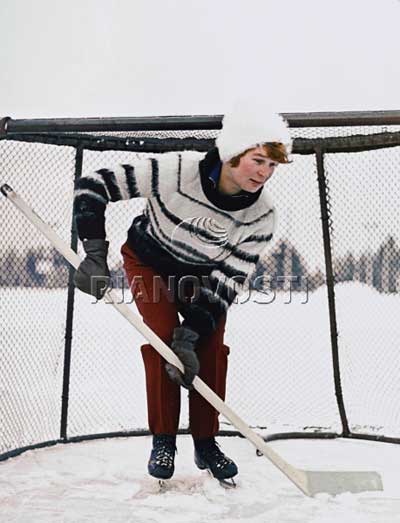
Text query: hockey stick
1 183 383 497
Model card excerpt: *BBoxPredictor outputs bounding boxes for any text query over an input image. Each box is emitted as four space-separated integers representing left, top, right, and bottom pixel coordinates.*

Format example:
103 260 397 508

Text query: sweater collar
199 148 262 211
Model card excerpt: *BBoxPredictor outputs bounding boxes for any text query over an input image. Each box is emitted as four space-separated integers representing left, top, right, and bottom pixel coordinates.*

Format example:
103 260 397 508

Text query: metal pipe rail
1 110 400 134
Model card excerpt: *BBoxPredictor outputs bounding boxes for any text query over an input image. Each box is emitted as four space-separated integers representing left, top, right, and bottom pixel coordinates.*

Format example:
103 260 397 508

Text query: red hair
229 143 290 167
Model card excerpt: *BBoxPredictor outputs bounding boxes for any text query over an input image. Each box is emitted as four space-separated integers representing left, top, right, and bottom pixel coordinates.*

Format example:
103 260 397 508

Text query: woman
73 101 292 482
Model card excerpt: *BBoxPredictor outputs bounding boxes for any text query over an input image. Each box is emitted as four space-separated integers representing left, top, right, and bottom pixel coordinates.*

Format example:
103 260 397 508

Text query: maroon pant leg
121 241 229 439
121 242 181 435
189 317 229 439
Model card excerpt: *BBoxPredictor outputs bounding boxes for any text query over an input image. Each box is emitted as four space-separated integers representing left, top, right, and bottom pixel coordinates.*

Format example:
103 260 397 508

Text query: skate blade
205 469 237 489
158 479 170 492
218 478 237 489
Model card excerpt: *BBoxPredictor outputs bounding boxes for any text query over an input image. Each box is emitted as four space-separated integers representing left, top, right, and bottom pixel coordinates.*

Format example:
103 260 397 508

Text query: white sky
0 0 399 118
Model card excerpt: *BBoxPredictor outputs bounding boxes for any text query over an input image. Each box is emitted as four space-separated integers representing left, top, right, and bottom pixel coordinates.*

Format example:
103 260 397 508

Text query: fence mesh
0 140 75 453
1 120 400 459
325 147 400 436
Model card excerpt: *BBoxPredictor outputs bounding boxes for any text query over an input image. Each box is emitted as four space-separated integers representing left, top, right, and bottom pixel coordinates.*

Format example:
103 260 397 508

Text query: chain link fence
1 116 400 459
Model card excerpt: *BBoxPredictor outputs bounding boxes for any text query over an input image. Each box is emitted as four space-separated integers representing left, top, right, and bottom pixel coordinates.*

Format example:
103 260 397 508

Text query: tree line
1 235 400 294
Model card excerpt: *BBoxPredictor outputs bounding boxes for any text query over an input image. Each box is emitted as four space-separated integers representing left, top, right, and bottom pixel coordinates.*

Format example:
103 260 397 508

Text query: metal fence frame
1 111 400 462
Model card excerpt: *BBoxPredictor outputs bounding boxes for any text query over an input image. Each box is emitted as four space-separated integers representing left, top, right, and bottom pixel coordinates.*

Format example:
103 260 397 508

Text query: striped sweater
73 148 276 335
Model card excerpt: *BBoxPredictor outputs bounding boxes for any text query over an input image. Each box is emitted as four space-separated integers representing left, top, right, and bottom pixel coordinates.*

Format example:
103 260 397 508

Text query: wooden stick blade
304 469 383 496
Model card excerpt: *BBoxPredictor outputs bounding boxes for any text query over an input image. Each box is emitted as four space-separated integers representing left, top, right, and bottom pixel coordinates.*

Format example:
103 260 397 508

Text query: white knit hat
216 100 292 163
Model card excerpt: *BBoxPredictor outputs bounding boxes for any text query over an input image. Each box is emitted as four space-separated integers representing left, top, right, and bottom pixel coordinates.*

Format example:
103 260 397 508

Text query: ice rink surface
1 435 400 523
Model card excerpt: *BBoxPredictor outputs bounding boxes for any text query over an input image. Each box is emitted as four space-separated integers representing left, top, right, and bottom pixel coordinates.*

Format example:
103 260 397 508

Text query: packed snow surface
2 435 400 522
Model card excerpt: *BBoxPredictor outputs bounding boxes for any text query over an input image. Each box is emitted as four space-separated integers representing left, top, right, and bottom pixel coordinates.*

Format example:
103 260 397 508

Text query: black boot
194 437 238 480
148 434 177 480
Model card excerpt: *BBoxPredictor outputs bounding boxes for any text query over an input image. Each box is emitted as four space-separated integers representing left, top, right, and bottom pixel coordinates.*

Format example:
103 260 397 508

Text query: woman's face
228 146 279 194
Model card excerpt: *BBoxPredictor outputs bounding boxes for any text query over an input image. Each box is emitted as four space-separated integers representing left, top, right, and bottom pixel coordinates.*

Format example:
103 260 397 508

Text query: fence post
60 144 84 441
315 146 350 436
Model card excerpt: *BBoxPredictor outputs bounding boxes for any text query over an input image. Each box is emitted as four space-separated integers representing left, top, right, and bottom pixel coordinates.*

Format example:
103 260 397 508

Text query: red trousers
121 242 229 439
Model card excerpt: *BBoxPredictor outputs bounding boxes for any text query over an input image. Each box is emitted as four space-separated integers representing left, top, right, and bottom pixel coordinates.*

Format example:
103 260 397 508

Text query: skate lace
153 438 176 468
201 443 232 470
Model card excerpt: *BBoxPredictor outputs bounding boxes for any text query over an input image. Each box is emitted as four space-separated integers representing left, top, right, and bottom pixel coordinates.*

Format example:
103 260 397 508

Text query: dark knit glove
74 239 110 300
165 326 200 389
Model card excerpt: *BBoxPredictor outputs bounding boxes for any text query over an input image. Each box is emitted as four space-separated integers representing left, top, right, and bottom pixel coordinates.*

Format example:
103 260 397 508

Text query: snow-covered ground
1 282 400 520
1 435 400 522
